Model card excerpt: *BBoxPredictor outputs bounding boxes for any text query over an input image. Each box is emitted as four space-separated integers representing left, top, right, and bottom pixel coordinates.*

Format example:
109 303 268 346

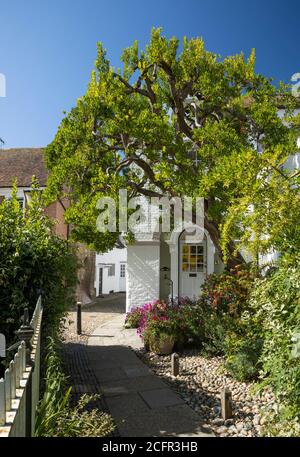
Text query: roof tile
0 148 48 187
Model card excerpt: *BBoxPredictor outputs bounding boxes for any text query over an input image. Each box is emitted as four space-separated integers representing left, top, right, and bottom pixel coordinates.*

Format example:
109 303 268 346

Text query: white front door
179 241 206 298
119 262 126 292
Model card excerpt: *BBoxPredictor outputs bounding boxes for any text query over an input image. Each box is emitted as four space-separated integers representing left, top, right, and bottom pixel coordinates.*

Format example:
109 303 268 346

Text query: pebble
136 348 276 437
253 415 260 426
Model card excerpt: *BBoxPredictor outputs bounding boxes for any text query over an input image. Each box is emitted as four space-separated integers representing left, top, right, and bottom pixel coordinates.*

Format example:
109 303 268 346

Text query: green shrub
0 183 77 349
245 253 300 424
200 265 256 315
225 338 263 381
200 311 228 356
195 266 256 357
35 338 115 437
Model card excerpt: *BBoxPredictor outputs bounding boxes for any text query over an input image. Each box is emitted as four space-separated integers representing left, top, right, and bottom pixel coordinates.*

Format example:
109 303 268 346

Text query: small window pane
182 263 189 272
190 255 196 265
182 245 189 254
197 245 203 254
120 264 126 277
191 246 197 254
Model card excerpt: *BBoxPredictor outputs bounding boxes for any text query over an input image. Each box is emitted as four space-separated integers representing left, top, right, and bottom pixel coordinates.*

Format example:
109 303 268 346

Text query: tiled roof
0 148 48 187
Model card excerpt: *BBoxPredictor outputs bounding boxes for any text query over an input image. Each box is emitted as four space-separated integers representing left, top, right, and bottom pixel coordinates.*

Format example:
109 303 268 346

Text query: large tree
45 28 299 267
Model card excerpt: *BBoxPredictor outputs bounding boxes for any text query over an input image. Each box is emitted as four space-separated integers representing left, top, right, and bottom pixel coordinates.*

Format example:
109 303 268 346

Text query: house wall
44 198 69 239
126 243 160 312
95 247 127 296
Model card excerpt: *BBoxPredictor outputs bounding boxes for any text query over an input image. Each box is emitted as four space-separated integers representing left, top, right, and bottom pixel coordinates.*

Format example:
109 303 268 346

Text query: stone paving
86 314 213 437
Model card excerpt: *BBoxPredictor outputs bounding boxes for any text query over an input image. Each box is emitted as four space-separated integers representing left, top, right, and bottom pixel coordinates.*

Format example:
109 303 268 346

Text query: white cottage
125 218 224 312
95 246 127 296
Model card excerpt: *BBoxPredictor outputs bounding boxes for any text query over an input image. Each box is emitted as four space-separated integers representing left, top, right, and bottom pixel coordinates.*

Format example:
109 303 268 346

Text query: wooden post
9 361 16 401
25 371 32 437
77 302 82 335
16 308 34 366
171 353 180 376
4 368 11 411
221 387 233 420
21 342 26 373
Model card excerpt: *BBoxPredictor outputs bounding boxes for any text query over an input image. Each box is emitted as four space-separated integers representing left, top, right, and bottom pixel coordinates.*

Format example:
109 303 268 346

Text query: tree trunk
204 216 246 270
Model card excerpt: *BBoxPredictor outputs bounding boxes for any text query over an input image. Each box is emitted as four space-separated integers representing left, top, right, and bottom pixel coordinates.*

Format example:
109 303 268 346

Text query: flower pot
150 335 175 355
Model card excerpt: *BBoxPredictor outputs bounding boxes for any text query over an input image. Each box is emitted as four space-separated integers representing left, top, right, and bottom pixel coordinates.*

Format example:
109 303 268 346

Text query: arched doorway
179 230 207 298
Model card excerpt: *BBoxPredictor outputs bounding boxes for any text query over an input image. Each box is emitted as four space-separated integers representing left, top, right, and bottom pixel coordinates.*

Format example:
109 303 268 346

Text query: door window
181 244 205 272
120 263 126 277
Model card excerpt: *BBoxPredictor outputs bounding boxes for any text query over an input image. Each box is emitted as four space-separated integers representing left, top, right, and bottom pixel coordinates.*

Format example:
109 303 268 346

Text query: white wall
126 243 160 312
95 247 127 295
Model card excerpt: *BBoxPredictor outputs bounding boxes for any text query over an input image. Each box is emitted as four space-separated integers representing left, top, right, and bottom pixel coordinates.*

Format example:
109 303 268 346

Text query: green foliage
44 28 299 266
260 412 300 437
245 254 300 422
224 338 263 381
199 312 229 356
35 338 115 437
200 265 256 315
0 183 77 347
197 266 256 357
35 337 71 435
125 306 144 328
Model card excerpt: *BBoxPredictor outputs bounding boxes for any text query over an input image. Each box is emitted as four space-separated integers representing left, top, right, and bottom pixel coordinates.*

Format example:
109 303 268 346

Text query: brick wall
44 199 69 240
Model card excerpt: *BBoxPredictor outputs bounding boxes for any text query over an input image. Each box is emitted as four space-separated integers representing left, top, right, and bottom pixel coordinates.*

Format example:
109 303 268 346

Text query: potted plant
142 314 175 355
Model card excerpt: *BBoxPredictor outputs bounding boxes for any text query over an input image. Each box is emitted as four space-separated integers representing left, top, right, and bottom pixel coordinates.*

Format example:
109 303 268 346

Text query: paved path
86 314 213 437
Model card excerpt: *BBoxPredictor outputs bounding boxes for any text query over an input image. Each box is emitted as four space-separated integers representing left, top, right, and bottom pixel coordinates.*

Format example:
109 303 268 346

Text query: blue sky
0 0 299 148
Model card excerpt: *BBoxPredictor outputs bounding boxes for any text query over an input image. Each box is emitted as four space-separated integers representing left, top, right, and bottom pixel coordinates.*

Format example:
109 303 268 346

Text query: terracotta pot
150 335 175 355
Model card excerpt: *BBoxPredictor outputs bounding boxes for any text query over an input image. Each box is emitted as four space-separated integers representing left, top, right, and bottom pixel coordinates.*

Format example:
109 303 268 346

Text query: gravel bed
136 348 276 437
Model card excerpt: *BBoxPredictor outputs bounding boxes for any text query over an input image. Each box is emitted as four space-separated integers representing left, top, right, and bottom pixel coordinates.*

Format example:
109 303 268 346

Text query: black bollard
77 302 82 335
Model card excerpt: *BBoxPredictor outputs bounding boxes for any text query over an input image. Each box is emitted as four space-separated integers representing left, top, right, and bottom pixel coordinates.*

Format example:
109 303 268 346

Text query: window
181 244 205 272
120 263 126 278
17 198 24 209
108 264 115 276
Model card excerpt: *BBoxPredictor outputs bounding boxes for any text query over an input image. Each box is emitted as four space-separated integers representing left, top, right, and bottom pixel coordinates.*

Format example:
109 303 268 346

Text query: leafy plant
224 338 263 381
245 253 300 423
53 394 115 437
192 266 256 357
0 182 78 351
125 306 144 328
200 265 256 315
139 301 176 346
35 337 71 435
